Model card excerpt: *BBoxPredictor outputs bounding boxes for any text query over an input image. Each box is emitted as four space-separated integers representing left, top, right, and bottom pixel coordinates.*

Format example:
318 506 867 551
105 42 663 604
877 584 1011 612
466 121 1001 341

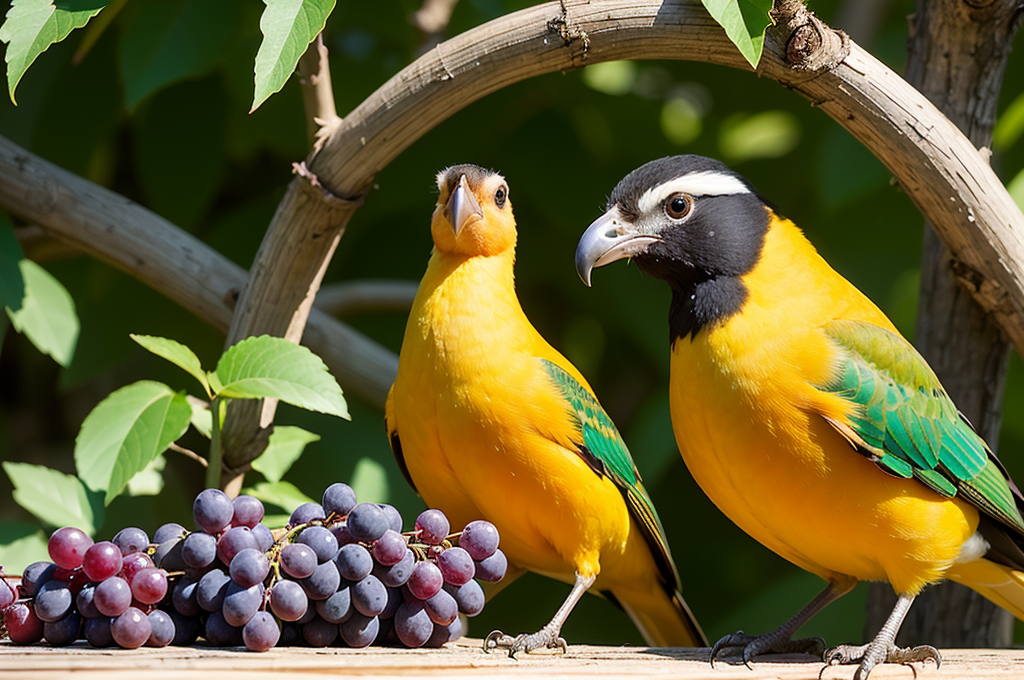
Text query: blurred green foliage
2 0 1024 648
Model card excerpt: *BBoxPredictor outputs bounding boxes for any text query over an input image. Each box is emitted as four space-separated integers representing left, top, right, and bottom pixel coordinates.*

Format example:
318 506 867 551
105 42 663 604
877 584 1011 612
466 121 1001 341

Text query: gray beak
575 206 660 286
444 174 483 236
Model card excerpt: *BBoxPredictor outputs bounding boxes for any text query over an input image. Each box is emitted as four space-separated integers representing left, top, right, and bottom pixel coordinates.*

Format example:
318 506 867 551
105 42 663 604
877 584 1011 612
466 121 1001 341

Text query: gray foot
823 642 941 679
483 626 568 658
711 630 826 667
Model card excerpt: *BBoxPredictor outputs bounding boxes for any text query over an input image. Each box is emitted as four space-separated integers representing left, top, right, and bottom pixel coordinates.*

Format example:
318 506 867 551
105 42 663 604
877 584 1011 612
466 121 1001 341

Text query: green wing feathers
539 359 681 589
820 320 1024 533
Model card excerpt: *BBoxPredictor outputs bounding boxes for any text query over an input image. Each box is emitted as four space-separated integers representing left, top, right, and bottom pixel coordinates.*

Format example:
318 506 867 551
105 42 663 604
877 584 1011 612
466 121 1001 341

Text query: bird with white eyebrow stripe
576 155 1024 679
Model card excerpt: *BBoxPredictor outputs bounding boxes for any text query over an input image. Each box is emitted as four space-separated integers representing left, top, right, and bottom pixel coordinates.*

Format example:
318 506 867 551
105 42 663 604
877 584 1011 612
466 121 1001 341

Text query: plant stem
206 397 224 489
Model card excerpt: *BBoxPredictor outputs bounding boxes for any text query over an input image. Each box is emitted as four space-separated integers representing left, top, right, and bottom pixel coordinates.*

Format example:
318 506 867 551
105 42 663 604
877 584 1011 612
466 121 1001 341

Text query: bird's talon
483 630 516 653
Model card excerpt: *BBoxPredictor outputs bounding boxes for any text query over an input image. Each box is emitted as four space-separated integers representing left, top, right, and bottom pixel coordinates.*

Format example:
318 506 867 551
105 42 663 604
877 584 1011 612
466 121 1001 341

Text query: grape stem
206 397 225 489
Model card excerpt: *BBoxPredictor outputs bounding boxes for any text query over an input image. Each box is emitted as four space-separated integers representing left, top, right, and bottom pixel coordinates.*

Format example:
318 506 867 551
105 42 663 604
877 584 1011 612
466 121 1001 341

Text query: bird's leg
711 578 856 667
484 572 596 658
822 593 940 680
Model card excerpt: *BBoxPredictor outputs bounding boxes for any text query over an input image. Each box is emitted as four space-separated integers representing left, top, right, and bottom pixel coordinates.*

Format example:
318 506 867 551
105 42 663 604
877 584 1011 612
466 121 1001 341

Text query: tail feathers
947 558 1024 621
613 587 707 648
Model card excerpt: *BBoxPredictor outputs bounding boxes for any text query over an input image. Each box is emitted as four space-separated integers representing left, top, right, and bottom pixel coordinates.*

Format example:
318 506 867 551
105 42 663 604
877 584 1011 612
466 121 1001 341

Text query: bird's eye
664 193 692 220
494 185 507 209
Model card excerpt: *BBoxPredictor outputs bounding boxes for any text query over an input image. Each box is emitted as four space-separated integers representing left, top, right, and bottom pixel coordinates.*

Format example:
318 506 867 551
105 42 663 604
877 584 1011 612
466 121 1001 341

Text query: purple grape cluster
1 483 506 653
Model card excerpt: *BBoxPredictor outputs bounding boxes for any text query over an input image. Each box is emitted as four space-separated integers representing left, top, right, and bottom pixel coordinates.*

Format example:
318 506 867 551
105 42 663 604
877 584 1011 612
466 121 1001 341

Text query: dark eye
664 193 692 220
494 185 507 209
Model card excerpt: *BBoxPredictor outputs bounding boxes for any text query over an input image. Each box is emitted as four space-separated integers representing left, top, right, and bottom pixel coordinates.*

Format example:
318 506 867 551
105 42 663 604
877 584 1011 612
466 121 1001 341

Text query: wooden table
1 639 1021 679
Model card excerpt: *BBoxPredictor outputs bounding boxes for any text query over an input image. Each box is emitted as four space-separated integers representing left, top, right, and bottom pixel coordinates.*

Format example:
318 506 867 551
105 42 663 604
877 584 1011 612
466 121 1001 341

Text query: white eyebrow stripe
637 171 750 214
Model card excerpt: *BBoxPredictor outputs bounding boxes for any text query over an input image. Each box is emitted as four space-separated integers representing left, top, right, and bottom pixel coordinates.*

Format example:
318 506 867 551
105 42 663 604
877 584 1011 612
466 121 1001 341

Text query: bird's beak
575 206 660 287
444 174 483 236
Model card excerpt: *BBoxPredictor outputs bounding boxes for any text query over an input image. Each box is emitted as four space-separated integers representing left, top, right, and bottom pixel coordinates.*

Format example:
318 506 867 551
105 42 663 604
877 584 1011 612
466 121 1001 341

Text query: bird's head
575 155 771 291
431 164 515 258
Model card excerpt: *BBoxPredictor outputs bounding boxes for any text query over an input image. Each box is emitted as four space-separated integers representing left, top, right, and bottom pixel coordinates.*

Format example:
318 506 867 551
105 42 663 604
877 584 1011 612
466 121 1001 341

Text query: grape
232 495 265 529
459 520 499 560
0 577 14 609
424 588 458 625
302 616 338 647
94 576 132 616
194 488 234 534
296 526 338 563
146 610 175 647
217 526 257 565
21 561 56 596
76 582 101 618
415 509 449 545
339 612 379 648
407 560 443 600
82 541 123 581
300 560 340 600
48 527 93 570
347 503 388 542
280 543 316 579
296 598 317 625
68 568 90 597
280 622 301 646
204 610 241 646
289 502 325 524
438 546 474 586
34 580 72 622
381 586 402 619
223 581 264 627
335 544 373 581
153 522 185 544
374 548 415 587
379 504 403 533
474 548 508 583
372 530 407 566
5 602 44 644
182 531 217 569
120 551 155 583
395 600 433 648
243 610 280 651
351 574 387 617
427 617 463 648
172 577 201 617
112 527 150 555
154 537 186 572
322 483 357 517
230 548 270 588
168 609 201 646
331 523 356 547
252 523 275 552
131 567 168 605
84 616 115 647
316 585 351 624
196 569 231 611
269 579 308 622
450 579 484 616
112 607 151 649
43 610 81 646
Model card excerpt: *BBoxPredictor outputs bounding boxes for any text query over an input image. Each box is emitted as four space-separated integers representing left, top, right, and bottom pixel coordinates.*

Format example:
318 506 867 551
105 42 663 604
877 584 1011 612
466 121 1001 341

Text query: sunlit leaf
251 425 320 484
350 456 388 504
252 0 336 113
701 0 772 69
6 259 79 367
0 522 50 573
3 462 102 533
242 480 316 513
190 399 212 438
131 333 210 396
0 209 25 312
719 110 800 162
0 0 106 104
126 454 166 496
581 61 637 96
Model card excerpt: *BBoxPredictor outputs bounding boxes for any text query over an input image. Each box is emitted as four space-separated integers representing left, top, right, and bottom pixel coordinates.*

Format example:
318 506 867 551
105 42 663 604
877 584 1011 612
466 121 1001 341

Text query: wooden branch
0 134 397 410
315 280 419 317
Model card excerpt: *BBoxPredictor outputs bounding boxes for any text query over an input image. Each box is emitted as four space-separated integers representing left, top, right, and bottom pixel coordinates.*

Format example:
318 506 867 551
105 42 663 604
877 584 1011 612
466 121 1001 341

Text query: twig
297 33 340 150
315 280 419 317
168 442 208 468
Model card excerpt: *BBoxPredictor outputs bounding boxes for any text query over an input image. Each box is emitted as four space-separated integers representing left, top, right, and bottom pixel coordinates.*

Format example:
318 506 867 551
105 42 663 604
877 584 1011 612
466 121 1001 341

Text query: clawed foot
823 642 941 679
483 626 568 658
711 630 826 668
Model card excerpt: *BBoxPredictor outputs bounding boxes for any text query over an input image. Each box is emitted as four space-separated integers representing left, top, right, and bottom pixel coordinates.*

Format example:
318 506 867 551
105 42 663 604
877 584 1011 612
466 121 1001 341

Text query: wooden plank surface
1 639 1022 679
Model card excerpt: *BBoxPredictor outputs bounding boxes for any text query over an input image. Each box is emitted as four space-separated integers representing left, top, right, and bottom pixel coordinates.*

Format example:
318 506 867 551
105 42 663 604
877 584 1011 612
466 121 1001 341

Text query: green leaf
0 522 50 573
126 453 166 496
189 399 212 438
0 0 106 104
701 0 772 69
350 456 388 504
994 91 1024 151
130 333 211 396
242 480 315 513
3 462 102 533
0 210 26 312
252 0 336 113
719 110 801 162
6 259 79 367
581 61 637 96
261 513 291 529
118 0 240 107
251 425 319 484
74 380 191 505
214 335 349 419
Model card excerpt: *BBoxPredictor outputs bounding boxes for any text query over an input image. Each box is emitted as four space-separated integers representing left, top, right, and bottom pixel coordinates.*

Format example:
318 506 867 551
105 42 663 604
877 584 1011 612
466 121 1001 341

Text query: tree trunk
865 0 1022 647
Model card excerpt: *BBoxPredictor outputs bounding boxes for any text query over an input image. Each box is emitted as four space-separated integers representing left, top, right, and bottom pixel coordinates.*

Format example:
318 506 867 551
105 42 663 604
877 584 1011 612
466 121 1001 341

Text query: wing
384 384 418 494
539 358 681 591
818 319 1024 535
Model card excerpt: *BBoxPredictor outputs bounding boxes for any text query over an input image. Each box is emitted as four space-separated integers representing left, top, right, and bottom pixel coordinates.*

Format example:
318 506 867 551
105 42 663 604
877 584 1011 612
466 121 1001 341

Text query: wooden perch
315 280 419 317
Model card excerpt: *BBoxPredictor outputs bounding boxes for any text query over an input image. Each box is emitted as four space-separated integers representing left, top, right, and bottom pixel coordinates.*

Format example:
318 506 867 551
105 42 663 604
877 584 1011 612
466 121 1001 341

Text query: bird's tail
612 586 707 648
947 558 1024 620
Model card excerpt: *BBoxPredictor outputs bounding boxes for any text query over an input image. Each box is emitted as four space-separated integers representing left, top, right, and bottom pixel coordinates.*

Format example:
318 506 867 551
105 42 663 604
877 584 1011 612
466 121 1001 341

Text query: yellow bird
385 164 705 654
576 155 1024 678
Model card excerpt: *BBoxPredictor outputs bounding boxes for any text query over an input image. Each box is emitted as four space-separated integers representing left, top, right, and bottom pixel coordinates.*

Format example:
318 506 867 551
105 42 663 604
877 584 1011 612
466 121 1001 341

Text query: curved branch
315 280 419 317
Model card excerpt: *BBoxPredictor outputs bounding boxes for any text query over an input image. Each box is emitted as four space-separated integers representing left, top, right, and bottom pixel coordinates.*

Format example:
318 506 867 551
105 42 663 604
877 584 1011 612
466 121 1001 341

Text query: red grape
48 526 93 569
83 541 123 581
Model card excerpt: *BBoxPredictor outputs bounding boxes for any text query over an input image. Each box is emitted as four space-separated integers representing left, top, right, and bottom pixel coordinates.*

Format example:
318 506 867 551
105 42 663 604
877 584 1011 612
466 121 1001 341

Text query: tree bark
865 0 1022 647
